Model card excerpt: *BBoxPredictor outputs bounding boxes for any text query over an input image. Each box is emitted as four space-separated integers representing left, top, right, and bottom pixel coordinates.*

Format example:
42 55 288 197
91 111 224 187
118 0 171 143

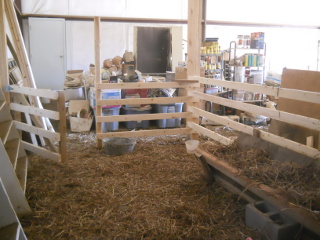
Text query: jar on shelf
244 35 250 48
237 35 244 48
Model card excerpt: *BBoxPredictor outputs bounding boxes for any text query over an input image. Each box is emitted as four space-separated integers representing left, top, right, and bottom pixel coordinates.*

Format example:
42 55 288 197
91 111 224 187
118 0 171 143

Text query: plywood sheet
269 68 320 149
277 68 320 119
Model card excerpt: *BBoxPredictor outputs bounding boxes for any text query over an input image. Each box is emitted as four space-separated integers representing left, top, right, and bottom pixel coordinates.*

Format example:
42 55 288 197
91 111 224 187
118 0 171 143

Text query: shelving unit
200 53 224 80
227 41 266 83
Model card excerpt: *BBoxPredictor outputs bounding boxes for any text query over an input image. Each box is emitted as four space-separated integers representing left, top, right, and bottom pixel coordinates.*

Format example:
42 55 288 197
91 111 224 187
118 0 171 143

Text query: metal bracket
5 85 13 92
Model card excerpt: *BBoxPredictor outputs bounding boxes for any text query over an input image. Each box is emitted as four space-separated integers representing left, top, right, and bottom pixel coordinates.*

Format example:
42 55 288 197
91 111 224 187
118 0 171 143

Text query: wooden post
0 0 9 103
58 91 67 162
94 17 102 148
201 0 206 43
187 0 202 140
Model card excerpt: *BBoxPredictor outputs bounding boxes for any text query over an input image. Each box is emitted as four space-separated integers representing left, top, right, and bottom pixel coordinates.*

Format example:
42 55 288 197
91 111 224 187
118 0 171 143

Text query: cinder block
245 202 300 240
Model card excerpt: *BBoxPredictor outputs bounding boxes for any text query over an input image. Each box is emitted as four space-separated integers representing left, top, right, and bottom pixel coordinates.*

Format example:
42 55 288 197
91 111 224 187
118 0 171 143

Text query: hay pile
21 132 259 240
202 139 320 219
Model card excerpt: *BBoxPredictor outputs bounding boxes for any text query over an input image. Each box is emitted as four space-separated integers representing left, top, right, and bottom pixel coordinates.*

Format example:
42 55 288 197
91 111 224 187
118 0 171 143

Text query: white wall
21 0 320 74
21 0 188 19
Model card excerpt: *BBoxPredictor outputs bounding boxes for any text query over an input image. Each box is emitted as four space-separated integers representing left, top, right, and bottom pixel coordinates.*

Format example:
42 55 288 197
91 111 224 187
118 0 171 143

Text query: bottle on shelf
237 35 244 48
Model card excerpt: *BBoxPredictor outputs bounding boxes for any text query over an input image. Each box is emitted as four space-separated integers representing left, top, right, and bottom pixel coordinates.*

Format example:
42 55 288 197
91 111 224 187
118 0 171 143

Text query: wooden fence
7 85 67 162
94 77 320 160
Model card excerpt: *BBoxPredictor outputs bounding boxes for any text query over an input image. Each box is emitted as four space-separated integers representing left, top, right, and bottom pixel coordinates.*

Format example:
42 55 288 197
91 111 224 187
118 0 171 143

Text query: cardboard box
68 100 93 132
64 87 85 102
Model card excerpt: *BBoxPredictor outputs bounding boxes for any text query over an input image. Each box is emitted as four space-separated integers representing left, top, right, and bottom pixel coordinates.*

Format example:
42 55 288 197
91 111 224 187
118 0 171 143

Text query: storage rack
228 41 266 83
200 52 224 80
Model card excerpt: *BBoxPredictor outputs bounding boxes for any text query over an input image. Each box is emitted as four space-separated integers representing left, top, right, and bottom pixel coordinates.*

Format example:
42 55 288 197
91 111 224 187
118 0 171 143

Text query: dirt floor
21 131 261 240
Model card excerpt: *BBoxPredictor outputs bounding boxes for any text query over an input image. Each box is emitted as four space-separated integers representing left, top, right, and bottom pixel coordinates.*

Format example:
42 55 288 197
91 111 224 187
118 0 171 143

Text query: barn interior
0 0 320 239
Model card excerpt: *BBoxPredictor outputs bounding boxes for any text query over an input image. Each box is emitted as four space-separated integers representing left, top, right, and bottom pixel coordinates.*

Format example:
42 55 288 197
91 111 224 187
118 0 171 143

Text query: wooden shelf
0 120 13 143
0 222 19 240
15 156 28 193
5 139 20 168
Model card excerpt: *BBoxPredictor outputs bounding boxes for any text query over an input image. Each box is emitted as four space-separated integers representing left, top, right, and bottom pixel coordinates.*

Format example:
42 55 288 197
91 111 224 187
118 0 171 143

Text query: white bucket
185 140 199 154
235 66 245 82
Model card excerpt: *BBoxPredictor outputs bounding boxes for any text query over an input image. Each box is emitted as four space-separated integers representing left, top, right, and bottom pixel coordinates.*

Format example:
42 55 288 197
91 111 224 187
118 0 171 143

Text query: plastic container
89 87 121 109
101 107 120 132
121 106 151 129
235 66 245 83
185 140 199 154
103 137 136 156
154 103 184 128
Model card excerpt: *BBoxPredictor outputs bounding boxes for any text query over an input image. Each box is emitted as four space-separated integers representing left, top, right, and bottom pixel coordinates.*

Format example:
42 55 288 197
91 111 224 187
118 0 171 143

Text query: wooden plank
195 76 278 96
4 138 20 168
13 121 60 141
95 82 199 90
96 112 192 123
0 120 13 143
187 121 234 145
192 91 320 131
10 103 60 120
5 0 36 88
23 113 38 146
98 96 193 106
94 17 102 148
278 88 320 105
21 141 60 162
57 91 67 162
8 85 59 100
15 156 28 193
97 128 192 139
306 136 314 148
259 130 320 159
192 107 254 135
0 100 5 110
0 0 9 103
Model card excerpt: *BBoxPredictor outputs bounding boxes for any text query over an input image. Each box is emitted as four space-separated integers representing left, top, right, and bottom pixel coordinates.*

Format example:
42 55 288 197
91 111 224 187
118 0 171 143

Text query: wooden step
0 100 5 110
15 156 28 193
5 139 20 169
0 104 13 123
0 222 19 240
0 120 13 143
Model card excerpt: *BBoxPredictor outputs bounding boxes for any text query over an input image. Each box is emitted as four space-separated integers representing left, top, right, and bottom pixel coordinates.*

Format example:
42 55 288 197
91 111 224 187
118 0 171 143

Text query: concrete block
245 201 300 240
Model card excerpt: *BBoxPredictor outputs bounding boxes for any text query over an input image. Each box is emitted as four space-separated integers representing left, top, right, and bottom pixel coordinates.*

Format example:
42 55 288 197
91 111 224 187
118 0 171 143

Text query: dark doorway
136 27 171 73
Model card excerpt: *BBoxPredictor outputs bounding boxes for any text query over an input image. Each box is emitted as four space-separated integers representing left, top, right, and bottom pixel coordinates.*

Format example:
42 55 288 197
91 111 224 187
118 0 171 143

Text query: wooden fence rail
193 76 320 104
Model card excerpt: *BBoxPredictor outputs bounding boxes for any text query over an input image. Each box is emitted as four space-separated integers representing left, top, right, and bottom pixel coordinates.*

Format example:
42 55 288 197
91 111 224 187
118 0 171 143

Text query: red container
122 89 148 98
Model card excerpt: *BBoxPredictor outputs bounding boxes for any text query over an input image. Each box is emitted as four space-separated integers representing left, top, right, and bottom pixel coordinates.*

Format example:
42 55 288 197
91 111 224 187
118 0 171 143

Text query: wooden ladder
0 178 28 240
0 87 30 239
